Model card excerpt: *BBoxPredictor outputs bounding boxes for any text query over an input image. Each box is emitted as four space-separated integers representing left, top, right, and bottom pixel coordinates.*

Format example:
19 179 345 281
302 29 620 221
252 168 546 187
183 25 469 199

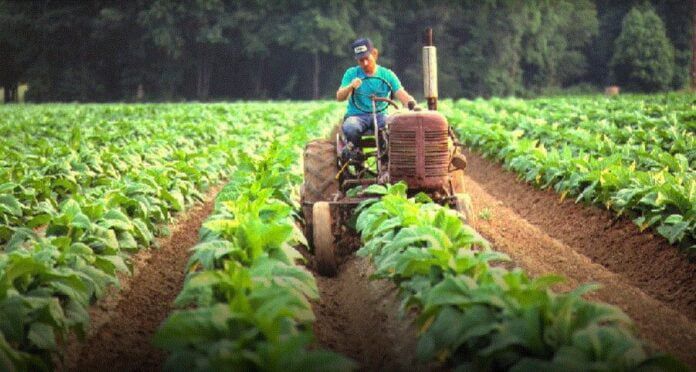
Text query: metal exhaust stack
423 28 438 111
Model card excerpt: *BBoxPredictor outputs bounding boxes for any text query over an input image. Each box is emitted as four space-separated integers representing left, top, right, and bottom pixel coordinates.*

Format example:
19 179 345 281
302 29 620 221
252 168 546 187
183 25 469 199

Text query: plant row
154 106 354 371
354 182 686 371
0 102 342 370
442 94 695 254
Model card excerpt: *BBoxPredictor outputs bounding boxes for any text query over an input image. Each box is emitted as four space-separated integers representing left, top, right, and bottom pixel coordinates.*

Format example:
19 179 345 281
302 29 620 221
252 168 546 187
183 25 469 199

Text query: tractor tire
301 139 339 254
302 139 339 203
313 202 337 276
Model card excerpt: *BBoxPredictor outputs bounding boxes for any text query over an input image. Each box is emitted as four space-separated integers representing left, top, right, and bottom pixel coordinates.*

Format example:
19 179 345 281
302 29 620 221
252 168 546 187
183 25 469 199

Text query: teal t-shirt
341 65 403 116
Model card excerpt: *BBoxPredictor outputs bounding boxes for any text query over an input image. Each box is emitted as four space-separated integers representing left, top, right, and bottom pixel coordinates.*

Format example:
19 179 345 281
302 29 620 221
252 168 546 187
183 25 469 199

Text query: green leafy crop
0 102 345 370
355 183 686 371
443 94 695 255
154 109 353 371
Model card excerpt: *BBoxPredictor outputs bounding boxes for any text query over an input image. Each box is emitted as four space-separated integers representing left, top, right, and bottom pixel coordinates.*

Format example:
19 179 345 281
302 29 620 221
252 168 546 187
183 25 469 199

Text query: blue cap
351 38 373 59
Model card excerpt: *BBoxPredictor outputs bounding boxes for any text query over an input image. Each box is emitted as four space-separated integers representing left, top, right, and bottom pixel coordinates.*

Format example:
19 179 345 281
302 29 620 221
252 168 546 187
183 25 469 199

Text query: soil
463 150 696 320
311 255 426 372
59 187 219 372
460 150 696 367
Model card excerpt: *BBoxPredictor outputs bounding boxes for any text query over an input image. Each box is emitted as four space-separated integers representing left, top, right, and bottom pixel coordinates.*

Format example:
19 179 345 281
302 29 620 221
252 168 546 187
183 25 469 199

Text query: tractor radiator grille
424 130 449 177
390 131 417 176
388 112 450 190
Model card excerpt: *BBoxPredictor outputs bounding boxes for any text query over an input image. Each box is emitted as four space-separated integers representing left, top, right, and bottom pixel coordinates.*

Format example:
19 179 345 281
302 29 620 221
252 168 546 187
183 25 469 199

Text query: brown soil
312 255 427 372
460 151 696 367
463 150 696 320
59 187 219 372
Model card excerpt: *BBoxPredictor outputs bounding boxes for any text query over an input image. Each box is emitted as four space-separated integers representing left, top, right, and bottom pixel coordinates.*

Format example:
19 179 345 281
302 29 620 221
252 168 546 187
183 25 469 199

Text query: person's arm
387 69 417 109
336 78 362 101
394 88 417 109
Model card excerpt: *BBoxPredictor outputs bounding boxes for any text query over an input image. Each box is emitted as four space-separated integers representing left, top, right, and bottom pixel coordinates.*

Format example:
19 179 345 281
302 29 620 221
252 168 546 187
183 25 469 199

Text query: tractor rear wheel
302 139 338 203
313 202 337 276
301 139 339 258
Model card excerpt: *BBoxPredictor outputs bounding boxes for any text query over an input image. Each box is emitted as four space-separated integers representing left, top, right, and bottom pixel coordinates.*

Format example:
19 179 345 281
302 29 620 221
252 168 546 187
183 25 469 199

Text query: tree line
0 0 692 102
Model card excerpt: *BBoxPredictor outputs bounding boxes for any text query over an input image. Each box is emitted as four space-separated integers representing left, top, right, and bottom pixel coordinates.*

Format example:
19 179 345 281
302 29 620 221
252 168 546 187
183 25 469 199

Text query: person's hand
350 78 362 89
407 99 422 111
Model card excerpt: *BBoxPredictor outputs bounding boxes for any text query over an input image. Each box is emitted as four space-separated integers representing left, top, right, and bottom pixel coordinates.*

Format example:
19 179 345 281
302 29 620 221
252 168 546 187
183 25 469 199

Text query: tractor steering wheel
351 76 395 114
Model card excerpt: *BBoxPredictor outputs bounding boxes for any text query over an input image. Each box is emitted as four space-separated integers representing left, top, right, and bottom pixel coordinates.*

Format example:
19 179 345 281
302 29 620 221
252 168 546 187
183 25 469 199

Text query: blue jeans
342 114 386 147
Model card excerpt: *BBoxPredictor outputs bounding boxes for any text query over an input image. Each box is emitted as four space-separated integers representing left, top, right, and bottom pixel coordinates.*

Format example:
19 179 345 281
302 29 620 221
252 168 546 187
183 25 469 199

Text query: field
0 95 694 371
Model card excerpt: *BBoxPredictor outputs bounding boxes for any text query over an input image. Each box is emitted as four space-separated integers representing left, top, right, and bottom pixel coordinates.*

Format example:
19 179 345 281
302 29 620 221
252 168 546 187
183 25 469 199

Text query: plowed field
63 151 696 370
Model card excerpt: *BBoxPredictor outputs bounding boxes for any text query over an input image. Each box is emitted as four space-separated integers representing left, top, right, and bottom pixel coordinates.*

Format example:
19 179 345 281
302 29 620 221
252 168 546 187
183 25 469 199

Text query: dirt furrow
312 256 424 372
60 187 220 372
463 150 696 320
459 168 696 367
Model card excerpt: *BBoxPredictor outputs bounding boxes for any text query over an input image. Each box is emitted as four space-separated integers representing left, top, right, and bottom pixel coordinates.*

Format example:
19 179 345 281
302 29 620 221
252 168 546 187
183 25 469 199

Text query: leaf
162 189 185 211
656 221 689 244
131 218 154 244
0 183 17 193
102 209 133 231
153 304 232 350
417 306 466 360
5 228 38 252
60 199 82 219
27 323 56 350
361 184 388 195
203 219 239 235
27 214 52 228
0 195 23 217
188 240 243 270
97 254 130 274
117 231 138 250
70 213 92 230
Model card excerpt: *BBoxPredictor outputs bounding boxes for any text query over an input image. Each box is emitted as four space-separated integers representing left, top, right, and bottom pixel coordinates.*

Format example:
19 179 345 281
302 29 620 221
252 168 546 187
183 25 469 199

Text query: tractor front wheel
313 202 337 276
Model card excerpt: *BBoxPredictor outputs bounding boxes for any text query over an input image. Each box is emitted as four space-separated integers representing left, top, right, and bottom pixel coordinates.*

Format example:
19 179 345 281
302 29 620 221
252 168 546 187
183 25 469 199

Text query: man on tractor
335 38 418 160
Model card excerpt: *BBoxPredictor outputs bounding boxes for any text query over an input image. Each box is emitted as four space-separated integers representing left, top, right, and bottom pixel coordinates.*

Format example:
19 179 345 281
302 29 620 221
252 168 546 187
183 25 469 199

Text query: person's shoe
341 143 354 164
341 143 364 165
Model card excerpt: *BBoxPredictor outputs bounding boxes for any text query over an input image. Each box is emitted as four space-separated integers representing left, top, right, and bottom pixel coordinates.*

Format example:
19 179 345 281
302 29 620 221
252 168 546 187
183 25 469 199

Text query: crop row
154 105 354 371
354 183 685 370
0 102 342 370
442 94 695 254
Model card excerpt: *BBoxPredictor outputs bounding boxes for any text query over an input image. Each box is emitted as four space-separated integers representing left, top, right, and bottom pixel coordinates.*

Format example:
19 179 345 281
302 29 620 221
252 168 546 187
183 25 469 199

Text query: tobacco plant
0 102 344 370
355 183 686 371
155 113 353 371
443 94 695 255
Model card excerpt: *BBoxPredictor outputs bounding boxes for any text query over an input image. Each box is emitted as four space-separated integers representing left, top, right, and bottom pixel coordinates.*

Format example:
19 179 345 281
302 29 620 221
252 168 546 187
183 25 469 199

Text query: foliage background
0 0 692 102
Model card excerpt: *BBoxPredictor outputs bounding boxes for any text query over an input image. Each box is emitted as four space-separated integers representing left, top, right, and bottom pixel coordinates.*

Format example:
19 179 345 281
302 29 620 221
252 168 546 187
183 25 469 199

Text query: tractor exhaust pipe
423 28 438 111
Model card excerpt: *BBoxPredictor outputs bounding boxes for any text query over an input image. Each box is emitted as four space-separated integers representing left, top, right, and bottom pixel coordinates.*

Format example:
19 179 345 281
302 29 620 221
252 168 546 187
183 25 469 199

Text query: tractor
301 29 469 276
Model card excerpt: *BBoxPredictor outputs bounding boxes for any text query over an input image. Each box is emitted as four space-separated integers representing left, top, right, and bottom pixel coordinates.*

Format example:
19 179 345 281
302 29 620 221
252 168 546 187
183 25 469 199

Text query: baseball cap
351 38 373 59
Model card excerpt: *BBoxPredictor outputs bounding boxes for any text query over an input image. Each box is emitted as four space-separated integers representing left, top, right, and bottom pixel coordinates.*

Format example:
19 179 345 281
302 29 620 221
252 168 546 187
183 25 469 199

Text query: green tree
456 1 529 97
521 0 598 91
277 1 357 99
610 6 675 91
652 0 693 89
0 0 27 102
138 0 232 100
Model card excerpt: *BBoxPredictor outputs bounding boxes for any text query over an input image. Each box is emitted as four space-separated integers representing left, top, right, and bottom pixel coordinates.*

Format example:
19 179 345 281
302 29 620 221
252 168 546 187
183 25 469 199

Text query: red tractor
301 29 469 276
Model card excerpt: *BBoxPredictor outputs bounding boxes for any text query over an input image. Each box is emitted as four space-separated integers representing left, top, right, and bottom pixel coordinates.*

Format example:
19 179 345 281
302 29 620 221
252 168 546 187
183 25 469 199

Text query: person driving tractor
336 38 418 154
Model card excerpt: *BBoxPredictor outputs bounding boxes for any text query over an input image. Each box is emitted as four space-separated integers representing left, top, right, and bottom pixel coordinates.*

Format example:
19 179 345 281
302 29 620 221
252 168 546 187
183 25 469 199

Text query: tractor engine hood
387 111 451 190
